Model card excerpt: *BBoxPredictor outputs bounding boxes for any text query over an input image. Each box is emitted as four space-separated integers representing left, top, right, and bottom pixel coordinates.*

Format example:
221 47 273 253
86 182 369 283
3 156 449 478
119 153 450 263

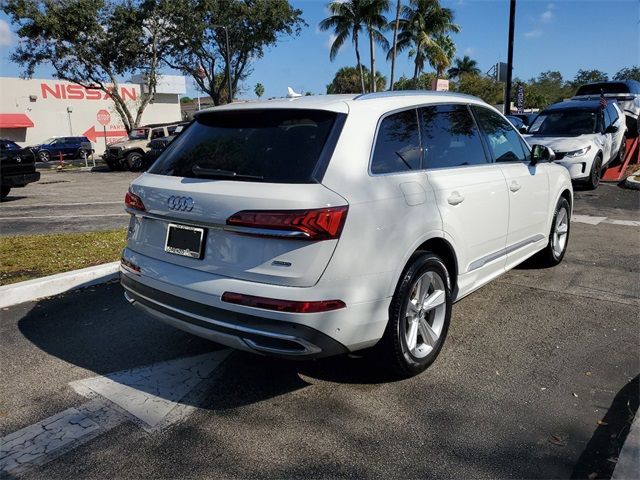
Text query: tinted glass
129 128 149 140
420 104 487 168
506 115 524 129
371 109 421 174
607 104 619 123
576 83 630 95
604 109 612 129
149 109 337 183
1 140 20 150
152 128 165 139
472 106 527 162
528 109 597 136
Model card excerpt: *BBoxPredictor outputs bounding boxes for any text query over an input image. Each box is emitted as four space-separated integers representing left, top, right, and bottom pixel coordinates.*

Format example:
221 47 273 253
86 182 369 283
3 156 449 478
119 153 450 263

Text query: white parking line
572 214 640 227
0 351 231 476
0 213 129 220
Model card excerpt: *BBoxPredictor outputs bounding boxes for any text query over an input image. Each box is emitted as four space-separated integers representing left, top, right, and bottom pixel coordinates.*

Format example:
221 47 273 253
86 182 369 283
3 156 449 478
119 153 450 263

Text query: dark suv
28 136 94 162
1 139 40 199
573 80 640 136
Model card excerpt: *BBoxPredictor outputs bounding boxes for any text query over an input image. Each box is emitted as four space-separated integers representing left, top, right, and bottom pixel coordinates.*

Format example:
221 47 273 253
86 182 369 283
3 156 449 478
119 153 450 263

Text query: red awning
0 113 35 128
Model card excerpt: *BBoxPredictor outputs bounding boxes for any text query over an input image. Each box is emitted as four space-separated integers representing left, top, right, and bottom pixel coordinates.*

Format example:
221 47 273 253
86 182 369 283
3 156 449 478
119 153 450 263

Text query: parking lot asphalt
0 169 139 236
0 184 638 479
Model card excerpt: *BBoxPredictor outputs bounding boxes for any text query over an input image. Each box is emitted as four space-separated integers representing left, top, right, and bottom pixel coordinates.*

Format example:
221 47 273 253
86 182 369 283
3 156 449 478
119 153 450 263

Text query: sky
0 0 638 100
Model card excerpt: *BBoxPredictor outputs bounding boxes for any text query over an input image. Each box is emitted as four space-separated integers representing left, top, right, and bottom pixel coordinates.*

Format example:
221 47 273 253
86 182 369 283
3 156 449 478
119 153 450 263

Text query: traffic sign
97 109 111 126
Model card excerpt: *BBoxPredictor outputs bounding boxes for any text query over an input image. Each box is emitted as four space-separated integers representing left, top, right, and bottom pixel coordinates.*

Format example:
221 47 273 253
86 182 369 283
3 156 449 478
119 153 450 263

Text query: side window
151 128 165 139
371 109 422 174
603 109 612 129
420 104 487 169
608 104 619 123
472 106 528 162
167 126 177 135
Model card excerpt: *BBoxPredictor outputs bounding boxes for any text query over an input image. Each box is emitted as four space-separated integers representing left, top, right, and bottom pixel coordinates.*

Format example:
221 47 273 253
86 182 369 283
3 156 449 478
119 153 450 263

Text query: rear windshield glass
149 109 338 183
576 83 629 95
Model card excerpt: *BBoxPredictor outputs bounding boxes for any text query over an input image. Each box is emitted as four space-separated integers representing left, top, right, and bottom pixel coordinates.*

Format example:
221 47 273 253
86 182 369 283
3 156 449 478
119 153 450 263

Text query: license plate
165 223 205 259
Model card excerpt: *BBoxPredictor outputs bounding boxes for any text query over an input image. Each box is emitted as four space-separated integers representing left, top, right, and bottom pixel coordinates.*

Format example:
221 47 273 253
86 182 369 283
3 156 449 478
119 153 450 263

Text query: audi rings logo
167 196 194 212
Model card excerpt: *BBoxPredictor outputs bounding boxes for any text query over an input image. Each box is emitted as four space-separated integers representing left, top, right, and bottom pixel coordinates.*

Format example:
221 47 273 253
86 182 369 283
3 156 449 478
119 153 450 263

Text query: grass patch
0 229 126 285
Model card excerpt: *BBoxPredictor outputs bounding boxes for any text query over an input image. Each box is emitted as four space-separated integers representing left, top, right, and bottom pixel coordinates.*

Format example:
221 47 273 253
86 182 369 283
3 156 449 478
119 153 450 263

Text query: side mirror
518 125 528 134
531 144 556 165
605 124 619 134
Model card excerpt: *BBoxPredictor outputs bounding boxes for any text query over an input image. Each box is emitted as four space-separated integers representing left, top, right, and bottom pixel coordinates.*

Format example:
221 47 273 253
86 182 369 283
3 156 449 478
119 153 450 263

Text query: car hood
108 139 146 149
524 134 599 153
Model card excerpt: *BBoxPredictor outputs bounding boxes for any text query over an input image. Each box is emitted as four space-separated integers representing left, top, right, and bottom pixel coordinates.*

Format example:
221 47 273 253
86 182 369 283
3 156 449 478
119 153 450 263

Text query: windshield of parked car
149 109 339 183
528 110 597 136
41 137 56 145
128 129 149 140
1 140 20 150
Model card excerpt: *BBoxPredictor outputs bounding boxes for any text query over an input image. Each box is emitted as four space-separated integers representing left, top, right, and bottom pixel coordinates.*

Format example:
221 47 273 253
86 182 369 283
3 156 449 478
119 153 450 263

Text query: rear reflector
221 292 346 313
125 189 145 211
226 206 348 241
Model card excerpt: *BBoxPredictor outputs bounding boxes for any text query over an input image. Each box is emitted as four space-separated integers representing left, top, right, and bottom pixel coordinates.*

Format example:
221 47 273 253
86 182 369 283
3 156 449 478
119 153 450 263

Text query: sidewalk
612 413 640 480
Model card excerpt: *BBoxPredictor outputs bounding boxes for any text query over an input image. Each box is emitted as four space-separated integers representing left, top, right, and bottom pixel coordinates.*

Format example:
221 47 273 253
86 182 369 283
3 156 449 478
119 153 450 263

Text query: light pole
504 0 516 114
212 25 233 104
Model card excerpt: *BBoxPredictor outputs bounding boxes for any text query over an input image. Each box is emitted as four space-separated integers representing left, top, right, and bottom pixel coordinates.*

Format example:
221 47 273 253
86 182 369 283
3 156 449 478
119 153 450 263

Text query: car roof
194 91 490 117
545 100 603 112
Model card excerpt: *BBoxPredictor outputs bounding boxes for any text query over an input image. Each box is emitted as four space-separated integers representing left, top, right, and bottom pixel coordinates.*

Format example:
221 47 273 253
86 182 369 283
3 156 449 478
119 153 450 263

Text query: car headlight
564 145 591 158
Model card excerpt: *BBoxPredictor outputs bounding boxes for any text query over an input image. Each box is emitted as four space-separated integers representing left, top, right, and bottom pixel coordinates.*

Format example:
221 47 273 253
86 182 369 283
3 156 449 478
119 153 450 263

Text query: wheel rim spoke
418 318 438 347
556 224 568 234
422 289 445 311
406 321 419 353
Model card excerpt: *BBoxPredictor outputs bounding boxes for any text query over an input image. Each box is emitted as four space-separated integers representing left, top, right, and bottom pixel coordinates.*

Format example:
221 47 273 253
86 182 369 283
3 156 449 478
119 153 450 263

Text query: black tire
379 252 453 377
126 152 144 171
1 187 10 200
616 136 627 164
105 159 122 171
38 150 51 162
586 155 602 190
530 197 571 268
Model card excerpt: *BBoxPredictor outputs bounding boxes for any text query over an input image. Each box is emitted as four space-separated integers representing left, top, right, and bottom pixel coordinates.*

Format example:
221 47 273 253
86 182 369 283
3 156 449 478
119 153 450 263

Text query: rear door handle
447 191 464 205
509 181 521 192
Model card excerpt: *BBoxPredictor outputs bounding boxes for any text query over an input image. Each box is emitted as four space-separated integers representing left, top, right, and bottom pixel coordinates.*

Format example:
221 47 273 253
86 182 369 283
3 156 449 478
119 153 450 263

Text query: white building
0 75 186 151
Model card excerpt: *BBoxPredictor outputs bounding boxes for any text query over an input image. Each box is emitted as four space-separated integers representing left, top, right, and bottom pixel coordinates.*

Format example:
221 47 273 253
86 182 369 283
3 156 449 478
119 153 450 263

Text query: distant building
0 75 186 152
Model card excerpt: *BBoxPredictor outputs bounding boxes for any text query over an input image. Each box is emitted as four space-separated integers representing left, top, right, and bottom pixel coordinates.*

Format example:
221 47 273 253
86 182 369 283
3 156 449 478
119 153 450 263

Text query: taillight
221 292 346 313
226 206 348 241
125 189 145 211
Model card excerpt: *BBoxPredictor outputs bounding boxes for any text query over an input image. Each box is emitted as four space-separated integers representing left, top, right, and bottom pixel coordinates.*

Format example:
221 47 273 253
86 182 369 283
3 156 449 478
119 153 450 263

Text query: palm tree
427 34 455 79
320 0 368 93
447 55 481 79
363 0 390 92
388 0 402 91
392 0 460 87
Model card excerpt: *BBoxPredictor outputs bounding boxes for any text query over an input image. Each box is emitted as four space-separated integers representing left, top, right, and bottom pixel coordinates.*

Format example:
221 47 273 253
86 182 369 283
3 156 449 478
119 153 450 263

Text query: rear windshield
576 83 629 95
149 109 338 183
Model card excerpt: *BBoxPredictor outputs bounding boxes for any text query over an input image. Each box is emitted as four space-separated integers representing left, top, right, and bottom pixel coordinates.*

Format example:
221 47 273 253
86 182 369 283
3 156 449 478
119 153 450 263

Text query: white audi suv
121 92 573 376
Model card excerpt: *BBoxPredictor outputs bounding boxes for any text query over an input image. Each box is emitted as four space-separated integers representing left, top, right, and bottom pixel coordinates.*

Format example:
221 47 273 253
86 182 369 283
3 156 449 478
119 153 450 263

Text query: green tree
3 0 166 132
451 74 502 105
388 0 403 90
447 55 480 79
320 0 369 93
427 33 455 78
613 66 640 82
180 96 194 103
162 0 305 106
363 0 389 93
254 83 265 99
393 0 460 85
528 70 572 104
570 69 608 89
392 72 436 90
326 65 386 94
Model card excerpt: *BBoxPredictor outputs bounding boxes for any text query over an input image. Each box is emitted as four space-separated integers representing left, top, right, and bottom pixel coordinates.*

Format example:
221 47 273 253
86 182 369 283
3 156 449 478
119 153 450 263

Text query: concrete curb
612 413 640 479
0 262 120 309
624 170 640 190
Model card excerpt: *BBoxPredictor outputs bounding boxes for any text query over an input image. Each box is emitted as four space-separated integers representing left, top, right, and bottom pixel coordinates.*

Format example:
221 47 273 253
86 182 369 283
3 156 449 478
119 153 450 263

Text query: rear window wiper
191 165 264 181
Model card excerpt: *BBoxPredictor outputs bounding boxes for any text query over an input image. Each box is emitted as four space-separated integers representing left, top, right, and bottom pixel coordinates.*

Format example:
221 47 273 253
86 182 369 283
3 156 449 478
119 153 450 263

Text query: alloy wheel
552 206 569 258
404 271 447 359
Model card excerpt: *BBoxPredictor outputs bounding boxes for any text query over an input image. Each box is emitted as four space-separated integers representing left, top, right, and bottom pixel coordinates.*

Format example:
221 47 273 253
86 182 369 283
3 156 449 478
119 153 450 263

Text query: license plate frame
164 223 205 259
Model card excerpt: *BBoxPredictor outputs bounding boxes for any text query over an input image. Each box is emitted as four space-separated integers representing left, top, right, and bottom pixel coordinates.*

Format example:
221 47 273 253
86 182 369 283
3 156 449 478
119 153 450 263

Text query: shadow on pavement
571 375 639 479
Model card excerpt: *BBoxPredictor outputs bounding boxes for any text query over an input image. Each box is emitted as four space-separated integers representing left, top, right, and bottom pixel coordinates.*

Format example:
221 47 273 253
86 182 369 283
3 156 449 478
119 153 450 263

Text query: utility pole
504 0 516 114
213 25 233 104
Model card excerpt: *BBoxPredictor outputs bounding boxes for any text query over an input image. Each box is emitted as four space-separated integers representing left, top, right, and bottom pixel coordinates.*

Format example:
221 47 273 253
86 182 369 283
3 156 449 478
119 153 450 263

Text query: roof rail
354 90 481 102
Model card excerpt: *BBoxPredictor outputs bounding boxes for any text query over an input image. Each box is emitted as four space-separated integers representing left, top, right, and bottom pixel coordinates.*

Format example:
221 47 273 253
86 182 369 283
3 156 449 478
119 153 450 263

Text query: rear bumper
121 273 350 359
2 171 40 187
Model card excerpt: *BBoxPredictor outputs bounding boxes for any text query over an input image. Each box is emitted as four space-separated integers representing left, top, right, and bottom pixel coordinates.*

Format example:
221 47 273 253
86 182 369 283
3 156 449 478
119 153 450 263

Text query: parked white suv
121 92 573 377
526 100 627 189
